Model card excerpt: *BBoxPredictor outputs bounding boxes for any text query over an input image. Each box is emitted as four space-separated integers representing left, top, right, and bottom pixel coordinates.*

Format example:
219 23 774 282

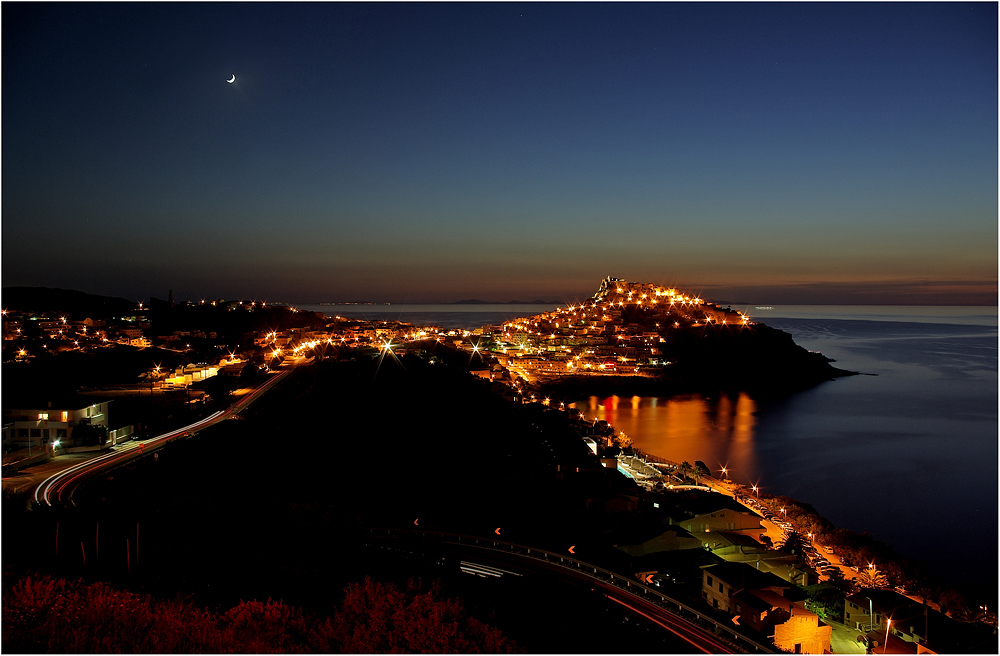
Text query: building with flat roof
2 395 111 450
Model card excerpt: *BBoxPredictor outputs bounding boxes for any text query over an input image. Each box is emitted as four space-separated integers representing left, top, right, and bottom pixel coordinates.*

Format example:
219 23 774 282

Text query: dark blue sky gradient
3 3 996 304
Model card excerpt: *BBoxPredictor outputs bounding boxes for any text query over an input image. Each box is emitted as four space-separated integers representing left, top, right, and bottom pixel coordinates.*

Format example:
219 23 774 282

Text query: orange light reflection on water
571 393 759 481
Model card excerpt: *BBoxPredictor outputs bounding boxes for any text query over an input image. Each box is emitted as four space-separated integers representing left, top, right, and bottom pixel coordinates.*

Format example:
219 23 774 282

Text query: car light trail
459 560 522 578
603 594 730 654
33 370 292 506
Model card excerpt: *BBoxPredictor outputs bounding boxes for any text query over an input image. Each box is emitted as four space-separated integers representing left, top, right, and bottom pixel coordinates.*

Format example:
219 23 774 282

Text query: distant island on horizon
316 299 564 306
451 298 562 305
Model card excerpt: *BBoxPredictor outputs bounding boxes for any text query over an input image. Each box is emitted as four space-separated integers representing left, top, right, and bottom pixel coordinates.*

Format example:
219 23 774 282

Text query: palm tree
678 461 692 482
855 566 889 589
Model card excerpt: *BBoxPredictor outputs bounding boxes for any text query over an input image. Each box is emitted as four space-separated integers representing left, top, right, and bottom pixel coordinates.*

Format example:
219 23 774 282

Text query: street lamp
883 618 891 654
151 365 161 397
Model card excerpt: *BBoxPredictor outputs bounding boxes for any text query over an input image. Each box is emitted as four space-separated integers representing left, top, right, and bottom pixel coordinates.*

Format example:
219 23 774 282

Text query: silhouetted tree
939 588 970 619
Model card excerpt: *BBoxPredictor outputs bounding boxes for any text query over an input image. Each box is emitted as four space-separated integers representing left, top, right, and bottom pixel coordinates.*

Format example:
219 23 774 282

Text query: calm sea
573 306 998 601
303 303 997 600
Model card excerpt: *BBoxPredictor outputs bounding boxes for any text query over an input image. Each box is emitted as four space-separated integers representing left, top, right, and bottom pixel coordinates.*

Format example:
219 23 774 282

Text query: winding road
366 528 776 654
28 367 294 507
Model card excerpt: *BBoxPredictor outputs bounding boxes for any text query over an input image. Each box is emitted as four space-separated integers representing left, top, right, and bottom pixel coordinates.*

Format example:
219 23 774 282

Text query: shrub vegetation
2 573 519 653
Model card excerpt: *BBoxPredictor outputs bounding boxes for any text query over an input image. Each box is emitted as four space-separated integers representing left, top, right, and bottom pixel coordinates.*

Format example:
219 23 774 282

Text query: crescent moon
227 74 235 83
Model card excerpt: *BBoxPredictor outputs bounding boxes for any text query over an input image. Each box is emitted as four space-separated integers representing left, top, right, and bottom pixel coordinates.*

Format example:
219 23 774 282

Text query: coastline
564 311 996 606
527 364 857 402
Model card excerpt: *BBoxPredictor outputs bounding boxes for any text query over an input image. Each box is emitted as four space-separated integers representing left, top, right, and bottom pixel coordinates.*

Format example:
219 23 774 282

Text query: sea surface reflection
571 393 760 477
573 309 997 602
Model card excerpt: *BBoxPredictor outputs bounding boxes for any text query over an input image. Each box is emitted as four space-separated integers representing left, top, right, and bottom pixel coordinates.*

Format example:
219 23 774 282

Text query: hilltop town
488 276 752 379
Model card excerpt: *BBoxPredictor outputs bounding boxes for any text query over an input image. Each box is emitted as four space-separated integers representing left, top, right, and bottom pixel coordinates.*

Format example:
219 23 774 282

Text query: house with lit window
2 396 112 451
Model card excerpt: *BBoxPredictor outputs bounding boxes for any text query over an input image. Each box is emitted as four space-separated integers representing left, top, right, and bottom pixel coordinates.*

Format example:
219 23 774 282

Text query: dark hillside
2 287 136 319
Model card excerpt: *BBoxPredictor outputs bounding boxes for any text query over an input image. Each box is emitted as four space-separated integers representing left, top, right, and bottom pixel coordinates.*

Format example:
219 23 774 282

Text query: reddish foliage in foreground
324 577 519 653
2 574 520 653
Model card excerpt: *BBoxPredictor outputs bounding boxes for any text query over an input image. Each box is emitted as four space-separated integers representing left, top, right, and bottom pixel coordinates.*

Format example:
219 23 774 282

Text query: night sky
3 3 996 304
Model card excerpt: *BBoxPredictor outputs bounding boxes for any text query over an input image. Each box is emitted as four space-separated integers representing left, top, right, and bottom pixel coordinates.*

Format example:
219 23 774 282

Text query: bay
572 307 998 602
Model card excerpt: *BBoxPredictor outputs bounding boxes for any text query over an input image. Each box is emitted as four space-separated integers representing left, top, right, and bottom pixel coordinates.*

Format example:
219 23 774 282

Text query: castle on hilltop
592 276 703 307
